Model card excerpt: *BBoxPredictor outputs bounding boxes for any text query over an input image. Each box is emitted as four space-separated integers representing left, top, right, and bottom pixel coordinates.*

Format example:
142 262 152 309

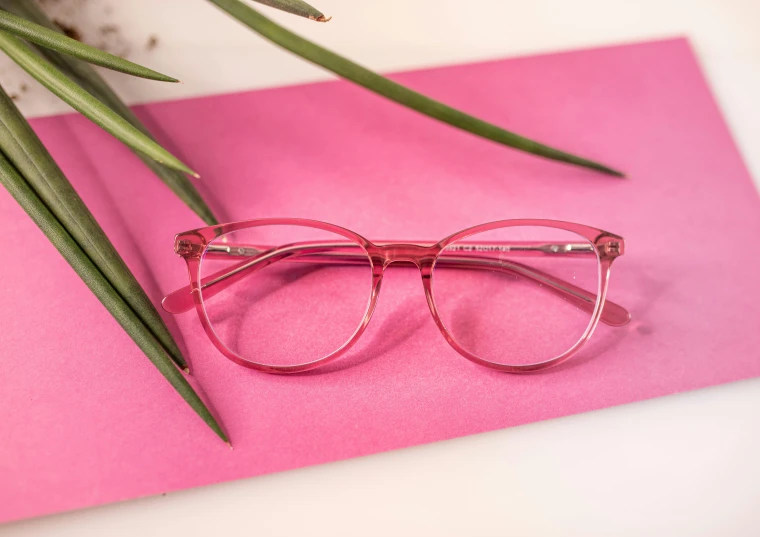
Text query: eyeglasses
162 219 629 373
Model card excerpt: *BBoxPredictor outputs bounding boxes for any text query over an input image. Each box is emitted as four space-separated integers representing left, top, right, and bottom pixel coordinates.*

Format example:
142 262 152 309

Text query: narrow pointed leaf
0 83 187 369
0 10 179 82
0 30 198 177
208 0 623 176
0 150 227 443
0 0 217 225
251 0 330 21
0 1 216 224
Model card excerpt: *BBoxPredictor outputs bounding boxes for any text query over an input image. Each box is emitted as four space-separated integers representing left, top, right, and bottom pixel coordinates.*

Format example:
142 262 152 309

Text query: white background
1 0 759 535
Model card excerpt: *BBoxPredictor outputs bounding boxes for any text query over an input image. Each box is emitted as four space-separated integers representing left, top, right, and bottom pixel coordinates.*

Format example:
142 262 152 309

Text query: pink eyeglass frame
162 218 629 374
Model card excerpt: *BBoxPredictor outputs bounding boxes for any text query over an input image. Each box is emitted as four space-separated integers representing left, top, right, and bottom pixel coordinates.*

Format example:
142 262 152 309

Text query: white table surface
2 1 758 535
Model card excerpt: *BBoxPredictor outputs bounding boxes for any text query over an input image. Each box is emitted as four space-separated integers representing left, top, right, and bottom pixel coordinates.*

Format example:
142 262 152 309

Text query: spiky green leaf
0 30 198 177
0 0 218 225
0 83 188 369
209 0 623 176
0 149 227 443
0 9 179 81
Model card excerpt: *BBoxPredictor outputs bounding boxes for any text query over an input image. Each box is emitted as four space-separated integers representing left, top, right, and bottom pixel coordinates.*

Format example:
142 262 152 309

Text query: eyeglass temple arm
441 254 630 326
162 243 365 315
162 242 630 327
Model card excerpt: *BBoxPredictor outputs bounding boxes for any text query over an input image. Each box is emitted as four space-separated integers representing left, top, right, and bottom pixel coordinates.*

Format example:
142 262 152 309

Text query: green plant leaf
208 0 623 176
0 82 188 370
0 9 179 82
0 150 228 443
0 30 199 177
0 0 218 225
251 0 330 21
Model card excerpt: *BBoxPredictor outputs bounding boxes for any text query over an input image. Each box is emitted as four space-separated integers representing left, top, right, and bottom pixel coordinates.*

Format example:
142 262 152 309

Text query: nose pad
375 247 439 318
370 245 438 326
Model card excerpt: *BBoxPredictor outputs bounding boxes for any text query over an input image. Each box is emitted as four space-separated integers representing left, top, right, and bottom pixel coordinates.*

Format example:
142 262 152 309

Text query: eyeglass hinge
175 238 203 257
603 240 623 258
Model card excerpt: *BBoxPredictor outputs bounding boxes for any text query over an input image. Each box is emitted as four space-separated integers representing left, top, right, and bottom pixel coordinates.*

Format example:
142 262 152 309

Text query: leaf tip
182 366 190 374
156 74 181 83
310 14 332 22
226 441 234 450
591 162 626 178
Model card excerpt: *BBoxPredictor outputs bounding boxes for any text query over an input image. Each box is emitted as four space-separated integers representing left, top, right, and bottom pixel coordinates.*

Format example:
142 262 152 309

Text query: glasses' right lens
199 225 373 368
432 225 601 366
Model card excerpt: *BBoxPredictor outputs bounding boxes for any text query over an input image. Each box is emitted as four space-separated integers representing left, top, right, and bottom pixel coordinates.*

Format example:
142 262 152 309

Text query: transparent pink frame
162 219 629 374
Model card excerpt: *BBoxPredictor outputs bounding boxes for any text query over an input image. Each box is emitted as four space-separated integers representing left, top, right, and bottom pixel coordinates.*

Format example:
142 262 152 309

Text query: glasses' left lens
431 225 601 367
199 224 373 368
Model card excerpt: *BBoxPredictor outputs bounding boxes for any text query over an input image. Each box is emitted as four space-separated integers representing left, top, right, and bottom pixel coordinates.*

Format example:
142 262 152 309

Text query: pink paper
1 38 759 522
